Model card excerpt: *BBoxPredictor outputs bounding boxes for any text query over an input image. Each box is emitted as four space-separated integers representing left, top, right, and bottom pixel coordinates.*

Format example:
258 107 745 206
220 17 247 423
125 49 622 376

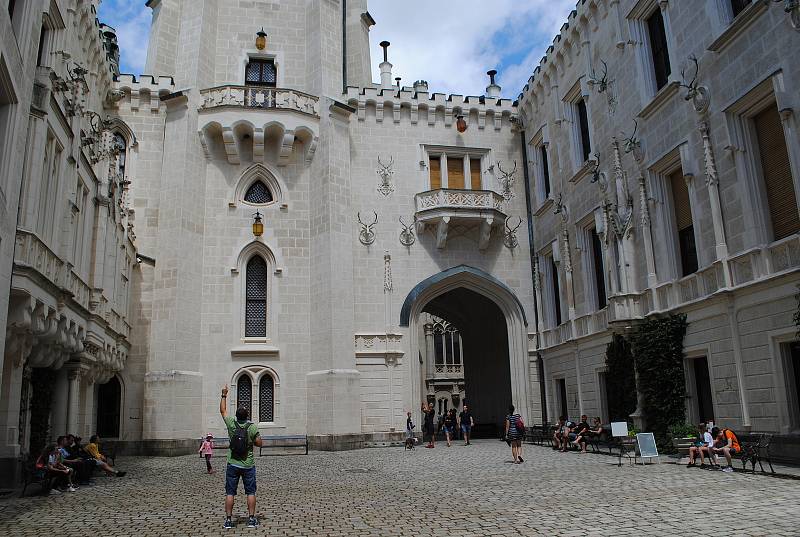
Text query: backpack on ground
230 421 250 459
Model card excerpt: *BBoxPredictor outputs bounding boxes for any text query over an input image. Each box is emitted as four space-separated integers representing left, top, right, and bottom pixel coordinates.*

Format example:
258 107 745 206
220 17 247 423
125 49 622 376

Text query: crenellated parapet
112 74 176 112
345 85 517 130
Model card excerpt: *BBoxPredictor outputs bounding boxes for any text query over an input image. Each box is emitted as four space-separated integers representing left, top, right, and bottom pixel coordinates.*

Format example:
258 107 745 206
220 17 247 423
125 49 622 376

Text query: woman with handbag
504 405 524 464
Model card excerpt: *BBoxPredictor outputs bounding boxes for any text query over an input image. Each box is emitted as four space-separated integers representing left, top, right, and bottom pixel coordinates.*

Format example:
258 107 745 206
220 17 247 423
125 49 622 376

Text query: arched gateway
401 266 531 435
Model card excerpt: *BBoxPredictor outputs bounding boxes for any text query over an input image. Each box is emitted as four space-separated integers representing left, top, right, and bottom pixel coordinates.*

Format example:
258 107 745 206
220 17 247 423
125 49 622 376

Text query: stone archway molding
402 264 531 426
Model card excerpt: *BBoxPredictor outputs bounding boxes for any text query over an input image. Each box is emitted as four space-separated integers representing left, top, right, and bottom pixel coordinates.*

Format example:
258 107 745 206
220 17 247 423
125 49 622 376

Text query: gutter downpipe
520 128 547 423
342 0 347 94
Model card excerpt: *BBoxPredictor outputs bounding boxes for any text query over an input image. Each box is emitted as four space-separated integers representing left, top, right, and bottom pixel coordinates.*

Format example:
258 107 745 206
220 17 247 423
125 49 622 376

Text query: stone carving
678 55 710 115
620 119 641 157
399 216 416 246
376 156 395 196
199 86 320 116
496 161 517 201
357 211 378 246
383 251 393 292
699 122 719 187
587 58 618 115
503 216 522 249
771 0 800 30
416 189 504 211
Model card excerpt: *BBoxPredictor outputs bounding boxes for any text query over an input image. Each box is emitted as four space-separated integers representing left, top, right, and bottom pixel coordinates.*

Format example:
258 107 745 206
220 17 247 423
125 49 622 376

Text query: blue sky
98 0 574 98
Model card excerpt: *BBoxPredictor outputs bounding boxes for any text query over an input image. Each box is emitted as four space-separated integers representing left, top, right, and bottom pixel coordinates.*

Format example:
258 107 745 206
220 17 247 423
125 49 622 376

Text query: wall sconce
252 211 264 237
255 28 267 51
456 114 467 133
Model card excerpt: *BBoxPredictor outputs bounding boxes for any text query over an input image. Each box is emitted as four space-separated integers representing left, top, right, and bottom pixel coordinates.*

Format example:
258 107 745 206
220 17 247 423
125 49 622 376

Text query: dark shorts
225 464 256 496
444 426 454 434
461 424 471 434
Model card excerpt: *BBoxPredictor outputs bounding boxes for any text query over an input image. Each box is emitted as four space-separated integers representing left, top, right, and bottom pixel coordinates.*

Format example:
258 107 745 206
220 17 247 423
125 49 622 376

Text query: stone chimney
379 41 393 90
486 69 501 98
413 80 429 93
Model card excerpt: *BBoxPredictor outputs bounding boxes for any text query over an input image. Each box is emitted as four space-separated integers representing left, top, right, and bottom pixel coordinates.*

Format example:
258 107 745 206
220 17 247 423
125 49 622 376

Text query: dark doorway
422 287 511 438
556 378 568 419
787 342 800 427
692 357 714 423
96 376 121 438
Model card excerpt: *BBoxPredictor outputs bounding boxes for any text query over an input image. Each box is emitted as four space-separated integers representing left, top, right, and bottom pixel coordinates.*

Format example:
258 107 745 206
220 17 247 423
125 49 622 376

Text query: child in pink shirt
198 434 214 474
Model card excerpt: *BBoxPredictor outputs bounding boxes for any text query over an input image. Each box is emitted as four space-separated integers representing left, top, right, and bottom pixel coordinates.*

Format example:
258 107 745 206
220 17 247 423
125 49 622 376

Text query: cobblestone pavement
1 440 798 536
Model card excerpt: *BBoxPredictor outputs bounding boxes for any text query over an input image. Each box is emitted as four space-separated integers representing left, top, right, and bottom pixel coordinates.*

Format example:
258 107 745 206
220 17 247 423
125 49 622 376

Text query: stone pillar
379 61 393 89
699 121 732 286
65 367 82 435
638 173 658 289
81 377 96 439
424 322 435 379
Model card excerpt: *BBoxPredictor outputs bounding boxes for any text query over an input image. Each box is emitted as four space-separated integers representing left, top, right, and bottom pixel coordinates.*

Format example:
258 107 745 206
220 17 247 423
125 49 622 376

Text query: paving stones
0 441 797 536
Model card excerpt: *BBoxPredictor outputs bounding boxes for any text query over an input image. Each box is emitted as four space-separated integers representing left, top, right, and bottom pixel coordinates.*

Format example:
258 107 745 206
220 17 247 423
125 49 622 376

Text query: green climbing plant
793 287 800 338
604 333 637 422
28 368 57 461
630 313 689 451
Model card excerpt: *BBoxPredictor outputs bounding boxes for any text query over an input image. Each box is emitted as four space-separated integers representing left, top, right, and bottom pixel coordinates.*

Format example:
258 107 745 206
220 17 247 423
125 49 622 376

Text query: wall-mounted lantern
456 114 467 133
255 28 267 51
252 211 264 237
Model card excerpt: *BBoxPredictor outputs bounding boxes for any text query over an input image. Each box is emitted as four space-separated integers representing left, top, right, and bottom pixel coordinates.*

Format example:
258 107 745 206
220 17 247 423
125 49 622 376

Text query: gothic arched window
258 375 274 422
237 375 252 418
244 181 273 204
245 256 268 337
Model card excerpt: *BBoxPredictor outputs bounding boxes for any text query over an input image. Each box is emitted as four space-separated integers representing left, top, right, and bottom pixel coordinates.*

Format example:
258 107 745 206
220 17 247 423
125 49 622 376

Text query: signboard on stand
636 432 659 462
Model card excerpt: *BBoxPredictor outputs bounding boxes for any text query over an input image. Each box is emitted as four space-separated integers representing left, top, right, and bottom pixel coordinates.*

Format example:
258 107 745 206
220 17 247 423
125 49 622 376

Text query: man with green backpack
220 384 263 529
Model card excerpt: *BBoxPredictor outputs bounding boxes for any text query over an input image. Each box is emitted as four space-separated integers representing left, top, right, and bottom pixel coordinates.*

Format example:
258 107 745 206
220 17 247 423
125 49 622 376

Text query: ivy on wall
630 313 689 450
604 333 637 422
28 368 57 461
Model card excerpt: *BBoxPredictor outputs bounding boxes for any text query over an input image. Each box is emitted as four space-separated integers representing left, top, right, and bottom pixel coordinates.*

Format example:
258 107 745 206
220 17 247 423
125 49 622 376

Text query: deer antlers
679 55 700 98
399 216 416 246
503 216 523 249
621 119 640 155
588 59 610 93
377 155 394 172
497 160 517 178
357 211 378 245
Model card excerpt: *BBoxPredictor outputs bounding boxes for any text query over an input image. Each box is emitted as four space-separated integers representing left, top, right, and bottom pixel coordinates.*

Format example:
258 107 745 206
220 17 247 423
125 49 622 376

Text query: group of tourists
416 402 475 448
552 415 604 453
686 423 741 473
35 434 125 493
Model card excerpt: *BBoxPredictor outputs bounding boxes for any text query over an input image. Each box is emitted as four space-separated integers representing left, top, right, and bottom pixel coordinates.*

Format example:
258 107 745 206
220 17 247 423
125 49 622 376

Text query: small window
245 256 267 337
470 158 481 190
556 378 568 419
753 104 799 241
730 0 751 18
237 375 252 418
540 145 551 199
429 156 442 190
669 170 698 276
258 375 274 422
447 157 465 189
37 25 47 67
243 181 273 204
576 98 591 163
550 255 563 326
245 59 276 87
647 8 671 91
589 226 607 309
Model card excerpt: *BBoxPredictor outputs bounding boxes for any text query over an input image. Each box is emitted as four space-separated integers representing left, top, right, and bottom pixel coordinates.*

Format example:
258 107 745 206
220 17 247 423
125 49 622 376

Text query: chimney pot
379 40 390 62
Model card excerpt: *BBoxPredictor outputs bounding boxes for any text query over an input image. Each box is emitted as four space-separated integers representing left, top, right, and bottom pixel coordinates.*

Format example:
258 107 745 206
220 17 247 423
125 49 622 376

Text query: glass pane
261 61 276 84
245 257 267 337
259 376 274 422
246 62 262 83
244 181 273 204
237 376 252 418
434 333 444 365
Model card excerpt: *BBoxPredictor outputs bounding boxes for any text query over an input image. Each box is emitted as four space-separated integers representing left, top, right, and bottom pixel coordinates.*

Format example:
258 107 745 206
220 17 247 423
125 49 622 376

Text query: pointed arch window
237 375 252 417
245 256 268 337
259 375 274 422
244 181 273 204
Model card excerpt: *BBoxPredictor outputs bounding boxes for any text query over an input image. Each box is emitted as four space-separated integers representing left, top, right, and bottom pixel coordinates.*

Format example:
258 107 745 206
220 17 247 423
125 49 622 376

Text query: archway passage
96 376 121 438
421 287 512 438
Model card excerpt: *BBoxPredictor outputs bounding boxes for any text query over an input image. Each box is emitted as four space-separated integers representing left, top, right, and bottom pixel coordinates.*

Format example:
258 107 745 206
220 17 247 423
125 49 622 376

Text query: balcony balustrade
414 189 507 249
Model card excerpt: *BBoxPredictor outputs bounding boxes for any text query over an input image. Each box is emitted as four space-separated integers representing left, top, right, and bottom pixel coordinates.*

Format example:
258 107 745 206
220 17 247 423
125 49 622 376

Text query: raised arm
220 385 229 418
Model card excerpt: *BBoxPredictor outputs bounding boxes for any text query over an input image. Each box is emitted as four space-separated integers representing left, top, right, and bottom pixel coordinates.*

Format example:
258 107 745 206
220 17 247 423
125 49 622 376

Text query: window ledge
637 81 680 120
708 2 768 53
533 197 554 218
569 158 597 184
231 344 280 358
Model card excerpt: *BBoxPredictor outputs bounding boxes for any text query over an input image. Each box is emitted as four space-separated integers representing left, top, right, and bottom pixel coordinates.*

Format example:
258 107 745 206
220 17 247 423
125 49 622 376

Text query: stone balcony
414 189 507 249
197 86 319 166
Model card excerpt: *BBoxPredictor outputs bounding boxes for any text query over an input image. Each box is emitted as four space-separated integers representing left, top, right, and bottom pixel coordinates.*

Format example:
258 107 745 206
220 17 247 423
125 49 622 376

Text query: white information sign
611 421 629 438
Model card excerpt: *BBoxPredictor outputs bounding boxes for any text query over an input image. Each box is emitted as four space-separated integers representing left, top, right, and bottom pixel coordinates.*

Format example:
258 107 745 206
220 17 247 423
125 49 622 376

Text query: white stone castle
1 0 800 480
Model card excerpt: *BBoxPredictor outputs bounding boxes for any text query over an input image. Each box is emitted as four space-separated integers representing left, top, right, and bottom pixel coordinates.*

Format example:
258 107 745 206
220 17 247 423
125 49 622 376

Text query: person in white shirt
687 423 716 468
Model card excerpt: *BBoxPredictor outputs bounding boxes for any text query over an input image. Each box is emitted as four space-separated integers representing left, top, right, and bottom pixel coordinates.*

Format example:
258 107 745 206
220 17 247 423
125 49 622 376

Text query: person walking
443 408 457 447
199 433 215 474
220 384 263 529
504 405 524 464
458 404 474 446
422 401 436 448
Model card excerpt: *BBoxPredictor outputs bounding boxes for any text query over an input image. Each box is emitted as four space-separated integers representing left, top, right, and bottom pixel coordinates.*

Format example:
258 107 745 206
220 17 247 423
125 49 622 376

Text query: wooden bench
202 435 309 456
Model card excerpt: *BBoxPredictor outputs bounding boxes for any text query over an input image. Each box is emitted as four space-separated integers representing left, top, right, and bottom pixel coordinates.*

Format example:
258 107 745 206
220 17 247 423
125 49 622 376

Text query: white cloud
98 0 151 74
367 0 574 97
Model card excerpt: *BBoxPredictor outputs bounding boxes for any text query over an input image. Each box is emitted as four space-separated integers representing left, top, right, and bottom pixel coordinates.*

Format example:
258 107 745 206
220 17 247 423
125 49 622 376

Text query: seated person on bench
571 415 591 453
687 423 716 468
85 435 126 477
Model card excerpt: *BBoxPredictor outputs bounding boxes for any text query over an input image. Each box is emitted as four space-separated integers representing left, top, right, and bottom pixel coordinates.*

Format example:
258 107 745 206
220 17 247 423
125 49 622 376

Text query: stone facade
519 0 800 438
1 0 799 474
0 0 136 485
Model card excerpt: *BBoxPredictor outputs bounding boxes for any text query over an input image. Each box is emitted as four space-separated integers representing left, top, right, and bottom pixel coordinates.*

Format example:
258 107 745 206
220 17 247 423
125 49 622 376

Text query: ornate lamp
252 211 264 237
456 114 467 133
255 28 267 51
